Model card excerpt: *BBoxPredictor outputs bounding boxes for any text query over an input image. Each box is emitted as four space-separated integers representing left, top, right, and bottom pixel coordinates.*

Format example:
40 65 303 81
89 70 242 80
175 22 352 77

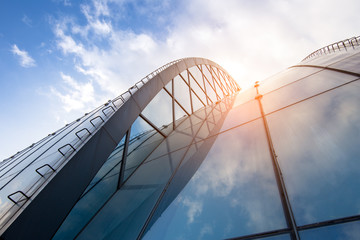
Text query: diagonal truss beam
205 64 225 98
162 87 191 117
196 65 221 100
139 113 167 138
187 68 213 104
179 73 206 109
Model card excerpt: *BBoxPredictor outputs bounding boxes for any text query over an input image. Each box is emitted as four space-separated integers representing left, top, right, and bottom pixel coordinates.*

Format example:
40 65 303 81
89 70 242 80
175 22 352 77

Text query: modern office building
0 36 359 240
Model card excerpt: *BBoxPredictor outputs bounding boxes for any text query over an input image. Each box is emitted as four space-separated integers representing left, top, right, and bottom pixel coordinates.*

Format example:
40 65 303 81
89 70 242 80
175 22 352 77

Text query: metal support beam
179 72 206 110
255 84 300 240
199 65 210 105
216 68 231 94
139 113 167 138
187 68 213 104
218 68 232 93
205 64 225 98
209 65 228 96
185 72 194 113
171 79 176 130
117 129 131 189
197 65 221 101
137 97 232 240
187 70 206 107
163 87 191 117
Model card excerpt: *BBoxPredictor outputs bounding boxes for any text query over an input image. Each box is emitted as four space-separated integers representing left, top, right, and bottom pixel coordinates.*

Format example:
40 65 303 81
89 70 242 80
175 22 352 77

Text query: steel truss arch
0 58 239 240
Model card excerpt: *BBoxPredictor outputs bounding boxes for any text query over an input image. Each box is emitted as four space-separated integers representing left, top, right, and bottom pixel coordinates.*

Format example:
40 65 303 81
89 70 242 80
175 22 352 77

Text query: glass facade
1 37 360 240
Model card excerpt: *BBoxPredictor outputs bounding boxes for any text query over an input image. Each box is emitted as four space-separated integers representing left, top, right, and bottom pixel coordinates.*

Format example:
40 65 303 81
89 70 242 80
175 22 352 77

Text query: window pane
201 65 218 103
188 67 208 105
261 70 357 114
300 221 360 240
75 137 201 239
257 233 291 240
220 98 260 132
141 89 173 130
53 135 126 240
259 67 322 95
174 74 192 114
329 51 360 74
143 119 287 240
267 80 360 225
124 117 165 181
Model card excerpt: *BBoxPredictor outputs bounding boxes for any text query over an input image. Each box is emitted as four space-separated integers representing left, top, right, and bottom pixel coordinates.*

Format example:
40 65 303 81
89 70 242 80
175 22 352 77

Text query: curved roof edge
302 36 360 61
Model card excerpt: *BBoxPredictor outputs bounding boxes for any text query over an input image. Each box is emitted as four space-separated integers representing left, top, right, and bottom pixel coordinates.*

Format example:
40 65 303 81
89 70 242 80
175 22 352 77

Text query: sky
0 0 359 160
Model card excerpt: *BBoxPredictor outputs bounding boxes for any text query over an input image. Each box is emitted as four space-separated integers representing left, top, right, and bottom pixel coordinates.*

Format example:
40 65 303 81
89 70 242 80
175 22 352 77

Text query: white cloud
11 44 36 68
63 0 71 6
50 0 360 119
199 224 213 239
182 197 202 224
50 72 96 112
22 15 32 27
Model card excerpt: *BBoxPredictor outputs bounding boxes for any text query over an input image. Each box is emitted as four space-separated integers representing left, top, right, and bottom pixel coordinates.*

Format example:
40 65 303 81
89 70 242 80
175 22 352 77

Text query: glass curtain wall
141 46 360 239
2 41 360 240
53 45 360 240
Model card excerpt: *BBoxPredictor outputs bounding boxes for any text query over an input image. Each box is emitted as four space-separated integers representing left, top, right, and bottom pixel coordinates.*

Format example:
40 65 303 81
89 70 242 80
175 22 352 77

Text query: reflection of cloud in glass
191 123 284 230
181 197 203 224
344 223 360 239
199 224 213 239
300 221 360 239
144 119 287 239
267 80 360 225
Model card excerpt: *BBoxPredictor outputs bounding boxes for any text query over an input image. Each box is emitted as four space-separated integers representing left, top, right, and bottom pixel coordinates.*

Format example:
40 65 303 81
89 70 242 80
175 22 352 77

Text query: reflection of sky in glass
258 234 291 240
220 98 260 132
267 80 360 225
259 67 321 95
141 89 173 129
53 135 125 240
300 221 360 239
329 52 360 74
75 100 229 240
262 69 357 114
143 119 286 239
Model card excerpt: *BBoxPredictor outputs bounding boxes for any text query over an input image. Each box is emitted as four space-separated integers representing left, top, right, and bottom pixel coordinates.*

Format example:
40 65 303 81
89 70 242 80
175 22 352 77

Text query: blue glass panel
258 233 291 240
141 89 173 130
300 221 360 240
72 96 233 240
329 51 360 74
266 80 360 225
145 103 226 163
123 116 165 181
123 132 164 180
261 69 357 114
143 119 287 240
53 135 126 239
76 145 190 240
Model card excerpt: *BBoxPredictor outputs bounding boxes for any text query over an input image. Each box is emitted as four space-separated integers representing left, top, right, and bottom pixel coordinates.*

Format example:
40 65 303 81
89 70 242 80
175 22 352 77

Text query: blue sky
0 0 359 160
